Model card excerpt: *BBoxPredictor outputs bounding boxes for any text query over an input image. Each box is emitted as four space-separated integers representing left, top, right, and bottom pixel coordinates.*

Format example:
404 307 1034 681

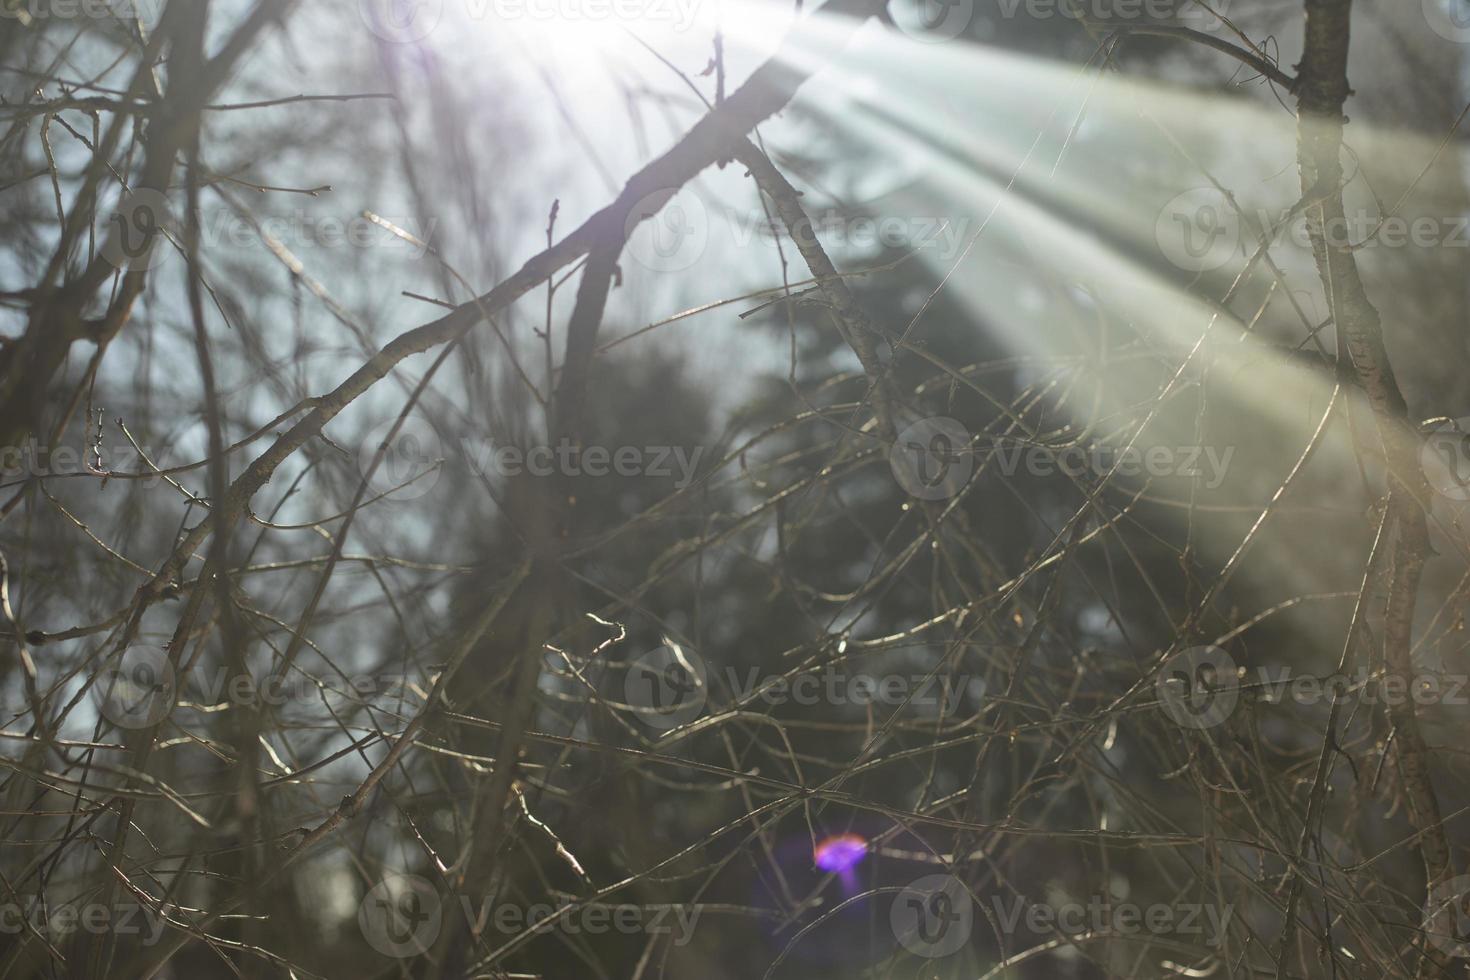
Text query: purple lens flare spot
814 833 869 874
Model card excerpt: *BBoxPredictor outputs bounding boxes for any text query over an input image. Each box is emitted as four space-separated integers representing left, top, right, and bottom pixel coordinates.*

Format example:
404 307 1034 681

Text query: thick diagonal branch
732 140 900 441
134 0 884 614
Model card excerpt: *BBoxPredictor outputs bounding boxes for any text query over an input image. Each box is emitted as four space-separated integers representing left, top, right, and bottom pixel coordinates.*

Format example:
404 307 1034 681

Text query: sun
491 4 713 66
448 0 811 91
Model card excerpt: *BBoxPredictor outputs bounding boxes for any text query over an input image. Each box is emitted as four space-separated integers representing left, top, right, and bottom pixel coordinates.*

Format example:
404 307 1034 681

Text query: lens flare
814 833 869 874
